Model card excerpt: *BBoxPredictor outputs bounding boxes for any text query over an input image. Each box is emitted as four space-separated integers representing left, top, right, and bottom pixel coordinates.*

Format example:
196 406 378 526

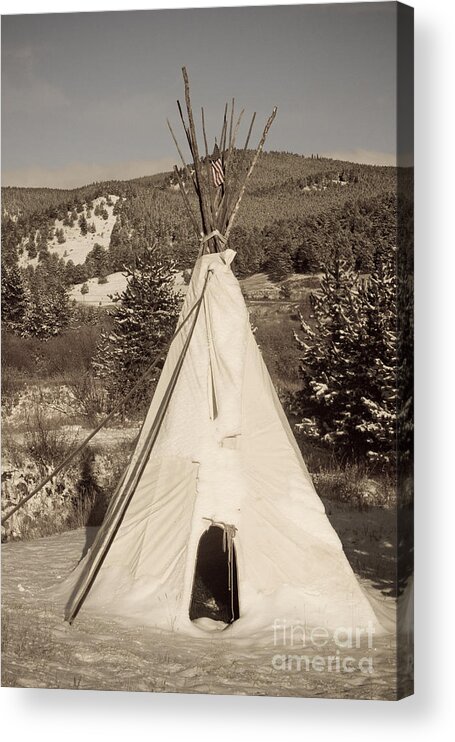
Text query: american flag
210 143 224 188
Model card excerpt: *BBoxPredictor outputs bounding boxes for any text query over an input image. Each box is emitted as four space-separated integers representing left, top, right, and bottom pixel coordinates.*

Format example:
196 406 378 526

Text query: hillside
17 196 120 270
2 152 402 274
1 152 409 338
1 153 394 225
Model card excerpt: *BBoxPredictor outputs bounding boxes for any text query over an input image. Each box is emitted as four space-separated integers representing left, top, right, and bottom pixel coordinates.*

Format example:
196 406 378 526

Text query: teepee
60 69 384 635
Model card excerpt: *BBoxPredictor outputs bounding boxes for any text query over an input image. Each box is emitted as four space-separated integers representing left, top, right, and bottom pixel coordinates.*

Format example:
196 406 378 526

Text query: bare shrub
64 371 108 423
23 406 73 470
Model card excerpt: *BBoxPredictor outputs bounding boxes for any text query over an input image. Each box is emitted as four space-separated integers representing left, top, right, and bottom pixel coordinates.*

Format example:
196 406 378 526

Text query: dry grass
23 405 75 470
313 463 396 510
250 303 303 393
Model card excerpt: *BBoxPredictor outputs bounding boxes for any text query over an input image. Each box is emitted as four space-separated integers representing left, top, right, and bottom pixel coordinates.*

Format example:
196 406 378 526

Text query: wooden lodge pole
224 106 277 242
181 67 217 253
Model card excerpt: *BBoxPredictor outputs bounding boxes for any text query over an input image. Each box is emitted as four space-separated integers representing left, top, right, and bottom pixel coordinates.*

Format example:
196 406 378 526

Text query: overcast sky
2 3 400 188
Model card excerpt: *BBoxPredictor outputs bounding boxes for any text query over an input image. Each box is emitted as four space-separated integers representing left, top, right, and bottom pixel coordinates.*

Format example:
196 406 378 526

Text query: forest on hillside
1 150 411 402
1 151 408 337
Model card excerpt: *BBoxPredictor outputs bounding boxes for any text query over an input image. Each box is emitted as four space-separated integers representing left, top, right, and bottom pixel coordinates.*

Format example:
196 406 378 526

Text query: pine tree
26 235 37 259
352 251 397 464
1 261 28 333
267 244 294 282
85 243 109 277
295 249 397 466
93 244 181 408
79 213 88 236
23 257 72 338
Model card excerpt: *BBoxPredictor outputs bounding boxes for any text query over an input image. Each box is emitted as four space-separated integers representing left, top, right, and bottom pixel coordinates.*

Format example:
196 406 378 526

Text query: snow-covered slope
69 272 128 306
70 269 189 307
18 195 120 269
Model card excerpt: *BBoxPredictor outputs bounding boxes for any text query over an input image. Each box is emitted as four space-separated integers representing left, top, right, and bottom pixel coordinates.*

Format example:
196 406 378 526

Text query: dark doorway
189 525 239 625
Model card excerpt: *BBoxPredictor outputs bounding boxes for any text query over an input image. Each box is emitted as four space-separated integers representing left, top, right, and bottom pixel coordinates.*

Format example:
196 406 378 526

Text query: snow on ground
1 527 403 697
18 195 120 269
69 272 128 306
69 269 317 308
70 269 189 306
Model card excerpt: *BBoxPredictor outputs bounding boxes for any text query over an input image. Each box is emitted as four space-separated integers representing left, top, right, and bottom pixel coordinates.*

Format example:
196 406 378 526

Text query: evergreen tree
85 243 109 277
294 238 319 273
26 235 37 259
266 244 294 282
1 261 28 333
229 226 264 278
295 249 397 466
93 244 180 407
79 213 88 236
397 196 414 475
23 256 71 338
37 229 48 253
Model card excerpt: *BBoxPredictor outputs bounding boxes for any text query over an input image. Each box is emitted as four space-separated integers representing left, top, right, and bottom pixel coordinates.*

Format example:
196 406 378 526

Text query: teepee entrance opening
189 525 239 626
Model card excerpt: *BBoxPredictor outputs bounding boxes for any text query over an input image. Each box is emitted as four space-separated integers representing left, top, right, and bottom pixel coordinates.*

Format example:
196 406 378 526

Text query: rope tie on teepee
197 229 228 257
199 229 228 246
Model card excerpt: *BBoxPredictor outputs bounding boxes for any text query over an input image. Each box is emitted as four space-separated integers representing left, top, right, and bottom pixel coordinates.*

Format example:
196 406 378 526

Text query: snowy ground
69 271 129 306
1 518 406 699
68 271 310 307
70 269 189 306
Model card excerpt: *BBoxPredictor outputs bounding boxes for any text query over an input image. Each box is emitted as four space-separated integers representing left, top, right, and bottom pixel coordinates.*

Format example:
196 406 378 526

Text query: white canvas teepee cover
64 249 386 637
